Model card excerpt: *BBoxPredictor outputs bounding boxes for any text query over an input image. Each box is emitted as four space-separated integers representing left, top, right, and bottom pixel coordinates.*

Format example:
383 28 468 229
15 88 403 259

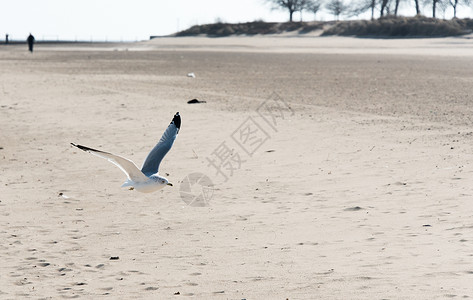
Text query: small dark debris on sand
344 206 363 211
110 256 119 260
265 150 275 152
38 262 50 267
174 291 180 295
187 98 206 104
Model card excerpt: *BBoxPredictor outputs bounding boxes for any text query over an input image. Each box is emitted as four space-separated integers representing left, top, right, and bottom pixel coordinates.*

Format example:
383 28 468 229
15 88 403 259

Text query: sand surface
1 36 473 299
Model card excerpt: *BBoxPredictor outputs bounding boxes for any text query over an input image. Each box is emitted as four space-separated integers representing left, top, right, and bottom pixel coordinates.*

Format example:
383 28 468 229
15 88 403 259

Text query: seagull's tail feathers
121 180 133 188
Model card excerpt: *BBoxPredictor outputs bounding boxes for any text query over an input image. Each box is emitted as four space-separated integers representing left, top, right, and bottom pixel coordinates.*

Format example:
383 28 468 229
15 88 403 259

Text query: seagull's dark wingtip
71 142 85 150
172 112 181 130
71 143 105 154
71 143 89 152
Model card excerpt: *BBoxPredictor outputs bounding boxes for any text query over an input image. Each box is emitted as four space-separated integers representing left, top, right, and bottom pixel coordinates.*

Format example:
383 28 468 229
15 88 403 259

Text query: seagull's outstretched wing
71 143 148 182
141 112 181 177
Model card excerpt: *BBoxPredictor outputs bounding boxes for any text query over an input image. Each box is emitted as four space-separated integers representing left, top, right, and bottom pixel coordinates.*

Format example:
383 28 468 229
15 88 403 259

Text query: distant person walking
5 34 9 44
27 33 35 52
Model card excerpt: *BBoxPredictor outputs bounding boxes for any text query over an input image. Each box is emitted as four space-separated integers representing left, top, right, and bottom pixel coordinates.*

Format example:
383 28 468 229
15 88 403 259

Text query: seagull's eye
161 180 165 183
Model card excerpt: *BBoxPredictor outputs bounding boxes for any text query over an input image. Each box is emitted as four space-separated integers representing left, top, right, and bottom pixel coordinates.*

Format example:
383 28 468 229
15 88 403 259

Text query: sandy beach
1 36 473 299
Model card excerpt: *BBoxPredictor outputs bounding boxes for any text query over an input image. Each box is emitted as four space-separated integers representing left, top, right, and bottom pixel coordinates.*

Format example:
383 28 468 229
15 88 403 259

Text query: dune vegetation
174 16 473 38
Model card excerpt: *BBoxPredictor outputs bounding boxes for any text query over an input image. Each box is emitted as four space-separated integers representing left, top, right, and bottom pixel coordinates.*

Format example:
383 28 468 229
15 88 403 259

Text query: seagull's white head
153 175 173 187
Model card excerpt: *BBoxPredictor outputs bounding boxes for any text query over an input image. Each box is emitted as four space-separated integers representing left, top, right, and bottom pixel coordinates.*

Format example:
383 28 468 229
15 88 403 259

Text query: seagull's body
71 112 181 193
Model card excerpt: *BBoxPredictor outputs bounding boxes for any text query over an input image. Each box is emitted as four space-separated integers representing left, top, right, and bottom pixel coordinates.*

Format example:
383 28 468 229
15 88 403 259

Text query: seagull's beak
167 183 173 187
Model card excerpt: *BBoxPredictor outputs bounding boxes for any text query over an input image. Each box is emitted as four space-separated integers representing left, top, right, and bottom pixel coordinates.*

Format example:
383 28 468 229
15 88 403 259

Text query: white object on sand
71 112 181 193
187 72 195 78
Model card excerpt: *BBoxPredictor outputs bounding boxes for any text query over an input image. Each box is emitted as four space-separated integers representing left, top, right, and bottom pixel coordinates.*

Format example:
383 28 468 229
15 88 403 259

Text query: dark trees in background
350 0 377 20
303 0 324 19
448 0 470 17
414 0 422 14
449 0 459 17
431 0 445 17
379 0 389 16
266 0 307 22
430 0 450 18
267 0 472 21
325 0 348 19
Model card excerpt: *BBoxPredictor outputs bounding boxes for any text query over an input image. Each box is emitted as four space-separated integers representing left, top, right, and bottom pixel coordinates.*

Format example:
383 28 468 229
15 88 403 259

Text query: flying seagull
71 112 181 193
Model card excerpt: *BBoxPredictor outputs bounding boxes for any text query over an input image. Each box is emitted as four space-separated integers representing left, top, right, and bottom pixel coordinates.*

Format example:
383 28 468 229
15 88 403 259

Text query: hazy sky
1 0 472 41
1 0 288 41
